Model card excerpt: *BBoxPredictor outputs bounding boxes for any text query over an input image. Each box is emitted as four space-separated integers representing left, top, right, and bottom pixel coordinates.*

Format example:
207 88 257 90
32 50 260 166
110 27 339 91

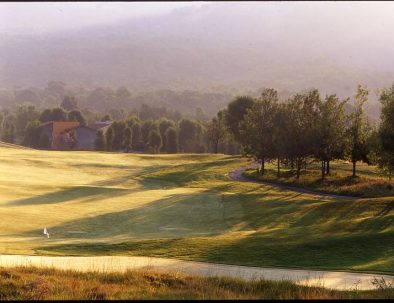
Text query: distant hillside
0 2 393 117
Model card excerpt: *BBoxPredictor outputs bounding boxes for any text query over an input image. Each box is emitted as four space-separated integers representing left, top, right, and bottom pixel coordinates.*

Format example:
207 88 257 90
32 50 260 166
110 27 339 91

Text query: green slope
0 145 392 274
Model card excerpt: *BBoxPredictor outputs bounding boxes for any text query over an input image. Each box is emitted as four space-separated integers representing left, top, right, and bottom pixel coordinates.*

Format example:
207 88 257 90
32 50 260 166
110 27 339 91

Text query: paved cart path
0 254 392 291
228 162 358 200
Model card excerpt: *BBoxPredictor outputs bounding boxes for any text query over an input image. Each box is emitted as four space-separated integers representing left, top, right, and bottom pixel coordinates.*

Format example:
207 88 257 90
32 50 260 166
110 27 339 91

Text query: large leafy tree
314 94 348 179
282 90 320 179
346 85 371 177
378 82 394 179
206 110 226 154
241 89 279 174
225 96 255 144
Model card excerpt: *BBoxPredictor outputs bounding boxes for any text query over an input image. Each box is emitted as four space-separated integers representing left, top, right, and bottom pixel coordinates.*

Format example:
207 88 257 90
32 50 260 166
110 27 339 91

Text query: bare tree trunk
352 160 356 177
321 161 326 180
260 157 265 175
326 160 330 175
277 158 280 177
296 158 301 179
291 159 294 171
214 141 219 154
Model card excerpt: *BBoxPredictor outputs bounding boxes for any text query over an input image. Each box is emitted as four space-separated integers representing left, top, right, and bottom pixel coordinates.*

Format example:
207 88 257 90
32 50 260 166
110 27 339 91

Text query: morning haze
1 2 394 95
0 3 393 299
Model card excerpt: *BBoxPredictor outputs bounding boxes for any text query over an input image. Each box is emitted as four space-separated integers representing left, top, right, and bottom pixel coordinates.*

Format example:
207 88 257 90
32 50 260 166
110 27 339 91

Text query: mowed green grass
0 143 393 274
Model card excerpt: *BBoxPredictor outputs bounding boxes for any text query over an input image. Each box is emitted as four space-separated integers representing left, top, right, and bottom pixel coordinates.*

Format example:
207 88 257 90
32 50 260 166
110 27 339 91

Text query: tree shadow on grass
6 186 133 206
23 190 240 240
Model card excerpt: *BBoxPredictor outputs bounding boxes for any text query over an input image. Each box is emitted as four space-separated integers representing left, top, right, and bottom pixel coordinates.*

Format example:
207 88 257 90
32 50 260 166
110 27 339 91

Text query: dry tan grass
0 266 393 300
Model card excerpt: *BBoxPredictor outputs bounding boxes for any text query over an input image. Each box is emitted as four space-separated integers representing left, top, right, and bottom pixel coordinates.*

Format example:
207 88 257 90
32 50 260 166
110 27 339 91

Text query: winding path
0 254 392 291
228 162 358 200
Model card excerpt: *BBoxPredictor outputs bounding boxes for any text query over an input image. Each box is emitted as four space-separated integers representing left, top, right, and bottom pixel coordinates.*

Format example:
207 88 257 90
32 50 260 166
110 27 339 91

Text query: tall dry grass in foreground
0 266 393 300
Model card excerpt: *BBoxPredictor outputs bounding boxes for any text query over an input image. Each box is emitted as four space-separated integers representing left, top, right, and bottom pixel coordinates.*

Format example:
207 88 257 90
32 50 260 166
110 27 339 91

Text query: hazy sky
0 2 208 34
1 1 394 36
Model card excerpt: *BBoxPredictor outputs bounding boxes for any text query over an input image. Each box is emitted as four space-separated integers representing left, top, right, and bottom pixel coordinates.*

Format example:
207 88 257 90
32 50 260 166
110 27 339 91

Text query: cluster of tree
216 84 394 179
94 115 239 155
0 94 239 154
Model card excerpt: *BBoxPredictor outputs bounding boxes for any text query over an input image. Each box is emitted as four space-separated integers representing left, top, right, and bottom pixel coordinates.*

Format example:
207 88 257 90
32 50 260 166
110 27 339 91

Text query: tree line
0 96 239 154
210 84 394 179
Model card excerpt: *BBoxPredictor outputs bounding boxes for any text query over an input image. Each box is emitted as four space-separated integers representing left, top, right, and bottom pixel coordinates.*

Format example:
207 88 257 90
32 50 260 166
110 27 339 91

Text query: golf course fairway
0 143 393 275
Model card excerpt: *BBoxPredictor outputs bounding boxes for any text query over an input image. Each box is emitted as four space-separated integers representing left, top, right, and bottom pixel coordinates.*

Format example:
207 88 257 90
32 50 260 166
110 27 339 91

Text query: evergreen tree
94 130 106 151
105 127 114 151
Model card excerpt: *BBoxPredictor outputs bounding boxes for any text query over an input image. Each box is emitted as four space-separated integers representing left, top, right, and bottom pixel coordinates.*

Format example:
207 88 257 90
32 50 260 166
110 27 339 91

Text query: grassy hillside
0 266 392 300
0 145 392 274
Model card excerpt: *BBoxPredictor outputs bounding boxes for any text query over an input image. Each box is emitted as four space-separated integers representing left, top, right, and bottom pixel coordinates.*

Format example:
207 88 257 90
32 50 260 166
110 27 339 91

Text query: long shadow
140 159 240 189
6 186 133 206
23 190 236 240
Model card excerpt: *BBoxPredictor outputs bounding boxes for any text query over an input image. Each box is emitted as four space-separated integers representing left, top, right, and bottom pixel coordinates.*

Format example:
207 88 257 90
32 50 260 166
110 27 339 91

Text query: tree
23 120 42 148
347 85 371 177
148 129 162 153
158 118 175 152
39 109 53 123
282 90 320 179
225 96 255 143
51 107 67 121
164 127 178 153
314 94 348 179
206 110 226 153
38 132 51 149
1 117 15 143
68 110 86 126
123 127 132 152
105 127 114 151
94 130 106 151
241 88 279 174
378 82 394 179
15 105 39 138
141 120 155 149
131 122 143 151
110 121 126 150
60 96 78 111
178 118 198 152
